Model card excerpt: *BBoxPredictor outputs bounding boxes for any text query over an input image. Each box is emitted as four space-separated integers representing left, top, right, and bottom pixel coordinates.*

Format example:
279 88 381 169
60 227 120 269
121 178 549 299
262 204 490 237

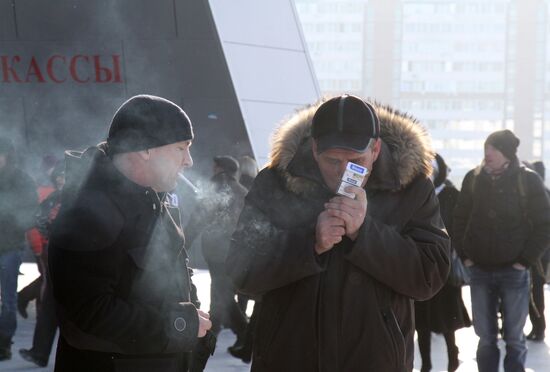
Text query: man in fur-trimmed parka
227 95 450 372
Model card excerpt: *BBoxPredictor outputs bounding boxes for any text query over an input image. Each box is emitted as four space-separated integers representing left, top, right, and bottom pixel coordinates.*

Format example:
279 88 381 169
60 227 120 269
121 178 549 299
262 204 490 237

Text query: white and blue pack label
349 163 367 175
337 162 368 198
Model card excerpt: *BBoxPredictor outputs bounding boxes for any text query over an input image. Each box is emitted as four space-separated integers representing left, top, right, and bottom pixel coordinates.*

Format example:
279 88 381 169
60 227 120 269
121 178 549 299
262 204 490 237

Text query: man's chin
154 180 177 193
167 180 178 192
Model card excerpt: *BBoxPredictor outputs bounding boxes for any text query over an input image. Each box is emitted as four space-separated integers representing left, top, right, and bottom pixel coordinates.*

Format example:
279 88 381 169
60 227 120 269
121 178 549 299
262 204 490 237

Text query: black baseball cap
312 95 380 153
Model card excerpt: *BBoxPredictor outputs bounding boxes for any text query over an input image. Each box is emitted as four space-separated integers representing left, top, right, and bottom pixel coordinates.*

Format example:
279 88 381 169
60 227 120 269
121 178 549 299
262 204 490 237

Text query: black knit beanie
107 95 194 155
485 129 520 161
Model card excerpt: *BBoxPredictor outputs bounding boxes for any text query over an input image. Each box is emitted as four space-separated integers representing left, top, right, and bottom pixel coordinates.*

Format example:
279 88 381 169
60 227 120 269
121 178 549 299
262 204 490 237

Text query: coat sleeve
26 228 44 256
49 191 198 355
343 177 451 301
518 171 550 267
452 170 475 260
227 201 326 297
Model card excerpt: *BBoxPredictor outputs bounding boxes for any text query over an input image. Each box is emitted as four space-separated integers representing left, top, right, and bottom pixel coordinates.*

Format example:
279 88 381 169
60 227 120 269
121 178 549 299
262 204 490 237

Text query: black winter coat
415 182 471 333
454 161 550 269
227 102 450 372
0 165 38 252
48 147 200 372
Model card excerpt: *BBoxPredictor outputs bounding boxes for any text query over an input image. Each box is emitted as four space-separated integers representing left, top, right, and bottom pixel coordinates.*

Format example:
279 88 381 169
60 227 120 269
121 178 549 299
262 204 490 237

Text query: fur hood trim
267 98 434 194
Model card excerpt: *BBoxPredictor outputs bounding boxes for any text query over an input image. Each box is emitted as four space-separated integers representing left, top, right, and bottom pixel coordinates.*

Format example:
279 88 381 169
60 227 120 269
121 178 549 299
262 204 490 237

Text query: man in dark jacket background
0 137 38 361
453 129 550 372
227 95 451 372
523 160 550 343
186 155 248 339
48 95 212 372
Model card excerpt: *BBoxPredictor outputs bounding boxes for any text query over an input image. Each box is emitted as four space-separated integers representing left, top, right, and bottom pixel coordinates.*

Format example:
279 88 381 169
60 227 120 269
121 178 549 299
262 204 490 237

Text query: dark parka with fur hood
227 100 451 372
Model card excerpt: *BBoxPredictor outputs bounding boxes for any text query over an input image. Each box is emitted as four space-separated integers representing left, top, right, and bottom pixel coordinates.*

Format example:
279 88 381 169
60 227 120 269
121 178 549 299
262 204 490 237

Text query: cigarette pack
337 162 368 198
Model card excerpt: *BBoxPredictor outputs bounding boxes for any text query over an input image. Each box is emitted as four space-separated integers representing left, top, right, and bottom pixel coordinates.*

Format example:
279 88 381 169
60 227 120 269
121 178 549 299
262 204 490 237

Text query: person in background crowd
227 95 450 371
36 155 58 202
0 137 38 361
18 157 63 320
18 161 65 367
48 95 212 372
238 155 259 191
454 129 550 372
523 160 550 342
229 155 260 364
235 155 259 313
186 156 248 341
415 153 471 372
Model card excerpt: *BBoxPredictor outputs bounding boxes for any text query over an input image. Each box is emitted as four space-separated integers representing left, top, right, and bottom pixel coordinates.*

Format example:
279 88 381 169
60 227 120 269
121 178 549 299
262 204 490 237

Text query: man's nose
182 150 193 168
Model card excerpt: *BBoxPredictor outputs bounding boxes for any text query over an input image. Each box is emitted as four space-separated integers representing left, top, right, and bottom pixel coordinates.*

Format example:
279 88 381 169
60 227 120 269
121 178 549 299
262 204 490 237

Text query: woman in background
415 153 471 372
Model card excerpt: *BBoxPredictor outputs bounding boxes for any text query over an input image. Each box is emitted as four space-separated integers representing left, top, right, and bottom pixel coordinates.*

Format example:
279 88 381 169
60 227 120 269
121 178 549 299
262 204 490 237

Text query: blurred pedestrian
236 155 258 314
229 155 260 363
0 137 38 361
48 95 213 372
18 157 63 319
35 154 58 202
415 153 471 372
227 95 450 371
238 155 259 191
523 160 550 342
19 161 65 367
186 156 248 340
454 129 550 372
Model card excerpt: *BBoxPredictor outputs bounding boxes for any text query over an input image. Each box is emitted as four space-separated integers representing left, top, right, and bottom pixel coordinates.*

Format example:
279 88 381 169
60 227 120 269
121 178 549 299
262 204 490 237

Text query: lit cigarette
178 173 199 194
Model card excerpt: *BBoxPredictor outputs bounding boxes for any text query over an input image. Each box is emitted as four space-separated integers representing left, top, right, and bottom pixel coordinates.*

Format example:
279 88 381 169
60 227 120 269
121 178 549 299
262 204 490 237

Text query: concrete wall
209 0 320 166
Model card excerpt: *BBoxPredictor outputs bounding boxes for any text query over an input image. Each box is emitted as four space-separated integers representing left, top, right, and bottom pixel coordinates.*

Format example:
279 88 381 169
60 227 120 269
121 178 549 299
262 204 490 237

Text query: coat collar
480 158 522 181
67 145 163 217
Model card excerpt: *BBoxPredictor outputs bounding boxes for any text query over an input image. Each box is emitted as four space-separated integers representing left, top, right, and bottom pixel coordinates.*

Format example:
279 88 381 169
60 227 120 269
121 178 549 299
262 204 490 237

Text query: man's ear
137 149 151 161
372 138 382 162
312 140 319 162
